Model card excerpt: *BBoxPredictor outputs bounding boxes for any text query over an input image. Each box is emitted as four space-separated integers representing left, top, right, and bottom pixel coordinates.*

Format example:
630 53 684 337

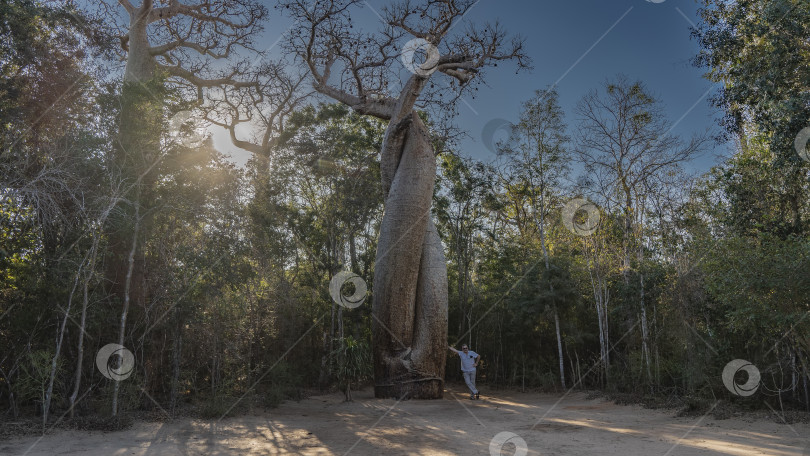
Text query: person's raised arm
448 345 458 355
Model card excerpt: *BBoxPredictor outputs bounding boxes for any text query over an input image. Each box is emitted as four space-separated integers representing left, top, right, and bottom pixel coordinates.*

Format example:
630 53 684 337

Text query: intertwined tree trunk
372 114 448 399
279 0 528 399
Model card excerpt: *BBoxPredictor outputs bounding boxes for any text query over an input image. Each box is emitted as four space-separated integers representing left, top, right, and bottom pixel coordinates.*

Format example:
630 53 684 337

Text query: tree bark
69 215 108 418
636 204 652 383
68 243 94 418
123 8 156 83
585 237 610 383
372 114 448 399
554 309 565 388
533 182 565 389
112 200 140 416
170 307 183 415
105 81 158 350
44 251 87 428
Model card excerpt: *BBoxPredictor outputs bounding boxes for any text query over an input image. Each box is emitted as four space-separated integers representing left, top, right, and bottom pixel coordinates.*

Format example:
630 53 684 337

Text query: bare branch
279 0 530 122
200 61 311 157
117 0 135 15
149 39 229 59
157 63 257 89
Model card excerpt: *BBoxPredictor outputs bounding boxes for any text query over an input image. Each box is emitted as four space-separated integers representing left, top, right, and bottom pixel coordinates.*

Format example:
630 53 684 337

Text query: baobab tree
279 0 529 398
98 0 268 304
92 0 279 415
110 0 266 84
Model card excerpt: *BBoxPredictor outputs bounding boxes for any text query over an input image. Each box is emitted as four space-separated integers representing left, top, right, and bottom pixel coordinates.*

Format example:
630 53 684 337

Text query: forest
1 0 809 442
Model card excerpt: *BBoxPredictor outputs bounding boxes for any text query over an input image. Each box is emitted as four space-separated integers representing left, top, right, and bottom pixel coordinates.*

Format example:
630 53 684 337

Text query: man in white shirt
449 344 480 399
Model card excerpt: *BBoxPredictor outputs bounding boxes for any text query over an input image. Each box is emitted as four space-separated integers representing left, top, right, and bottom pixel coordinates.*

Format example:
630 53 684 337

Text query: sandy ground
2 387 808 456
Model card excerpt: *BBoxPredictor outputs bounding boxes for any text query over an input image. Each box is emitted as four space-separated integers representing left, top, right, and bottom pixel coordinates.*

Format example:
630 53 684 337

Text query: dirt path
2 388 807 455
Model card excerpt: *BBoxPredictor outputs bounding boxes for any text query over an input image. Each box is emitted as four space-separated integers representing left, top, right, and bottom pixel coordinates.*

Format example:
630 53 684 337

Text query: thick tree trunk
372 113 448 399
107 68 158 413
106 9 156 344
124 10 155 84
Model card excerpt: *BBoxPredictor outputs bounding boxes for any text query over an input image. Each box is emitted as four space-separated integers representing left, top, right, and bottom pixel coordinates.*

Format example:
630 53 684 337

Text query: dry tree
278 0 530 398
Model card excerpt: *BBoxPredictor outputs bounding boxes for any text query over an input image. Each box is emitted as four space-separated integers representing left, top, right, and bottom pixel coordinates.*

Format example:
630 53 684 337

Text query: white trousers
463 370 478 394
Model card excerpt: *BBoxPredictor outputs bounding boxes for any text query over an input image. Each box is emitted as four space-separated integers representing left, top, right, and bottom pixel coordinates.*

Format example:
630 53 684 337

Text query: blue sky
212 0 729 172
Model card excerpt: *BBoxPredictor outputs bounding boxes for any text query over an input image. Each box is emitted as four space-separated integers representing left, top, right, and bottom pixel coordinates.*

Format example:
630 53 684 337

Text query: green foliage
262 361 306 408
694 0 810 163
331 335 372 401
702 234 810 347
15 350 58 408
